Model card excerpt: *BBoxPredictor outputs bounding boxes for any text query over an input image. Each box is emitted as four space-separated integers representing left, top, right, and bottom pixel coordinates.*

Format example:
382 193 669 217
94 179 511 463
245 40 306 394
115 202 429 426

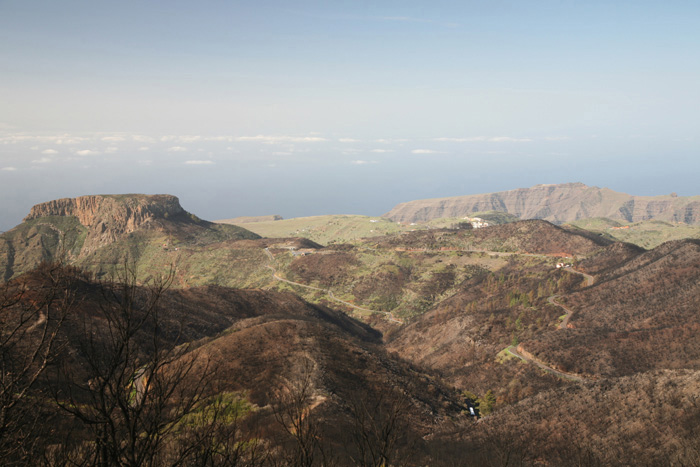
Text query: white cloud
75 149 100 156
101 136 125 142
32 157 52 164
489 136 532 143
338 138 360 143
351 160 378 165
272 151 293 156
205 136 234 142
370 149 393 153
375 138 408 143
138 146 150 151
434 137 485 142
184 160 214 165
55 136 90 145
179 135 202 143
105 147 118 154
162 135 201 143
434 136 533 143
132 135 155 143
235 135 327 143
30 146 39 150
41 149 58 155
0 134 88 145
1 167 17 171
544 136 570 141
167 146 188 152
411 149 441 154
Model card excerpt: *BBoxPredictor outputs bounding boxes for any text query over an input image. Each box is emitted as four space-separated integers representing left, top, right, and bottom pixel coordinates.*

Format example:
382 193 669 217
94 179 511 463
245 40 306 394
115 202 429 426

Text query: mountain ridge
383 182 700 225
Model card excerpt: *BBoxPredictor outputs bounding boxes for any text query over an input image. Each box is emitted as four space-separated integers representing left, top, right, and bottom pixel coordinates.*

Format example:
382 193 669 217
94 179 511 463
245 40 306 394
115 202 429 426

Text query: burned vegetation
3 195 700 466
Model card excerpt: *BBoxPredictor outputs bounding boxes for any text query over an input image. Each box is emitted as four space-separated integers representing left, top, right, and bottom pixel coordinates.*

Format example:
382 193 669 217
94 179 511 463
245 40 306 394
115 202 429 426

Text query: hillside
524 239 700 377
567 217 700 249
384 182 700 225
0 194 260 281
453 369 700 465
373 219 611 256
263 220 609 324
220 214 409 245
5 194 700 464
1 263 467 465
221 211 520 246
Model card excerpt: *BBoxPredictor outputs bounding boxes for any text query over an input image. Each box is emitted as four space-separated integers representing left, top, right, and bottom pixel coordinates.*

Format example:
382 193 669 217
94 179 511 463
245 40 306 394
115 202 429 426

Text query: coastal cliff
384 183 700 224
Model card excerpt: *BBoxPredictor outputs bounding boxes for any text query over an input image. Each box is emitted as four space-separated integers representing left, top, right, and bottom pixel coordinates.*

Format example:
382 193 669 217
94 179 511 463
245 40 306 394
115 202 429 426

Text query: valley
1 190 700 465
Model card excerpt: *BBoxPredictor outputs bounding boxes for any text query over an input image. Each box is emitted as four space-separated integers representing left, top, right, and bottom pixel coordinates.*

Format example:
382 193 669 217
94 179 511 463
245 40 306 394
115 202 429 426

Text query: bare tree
270 357 335 467
54 264 217 466
0 261 75 464
346 389 411 467
170 391 265 467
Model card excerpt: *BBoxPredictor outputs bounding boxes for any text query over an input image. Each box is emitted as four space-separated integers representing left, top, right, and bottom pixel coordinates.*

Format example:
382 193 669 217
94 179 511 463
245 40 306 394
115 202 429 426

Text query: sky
1 0 699 230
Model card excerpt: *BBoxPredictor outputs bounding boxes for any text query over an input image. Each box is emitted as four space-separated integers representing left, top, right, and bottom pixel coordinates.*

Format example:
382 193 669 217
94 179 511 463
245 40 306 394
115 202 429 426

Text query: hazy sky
1 1 699 230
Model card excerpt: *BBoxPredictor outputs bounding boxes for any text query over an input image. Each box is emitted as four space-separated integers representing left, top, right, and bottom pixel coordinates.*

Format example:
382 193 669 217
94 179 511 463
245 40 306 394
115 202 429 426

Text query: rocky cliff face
24 194 186 254
383 183 700 224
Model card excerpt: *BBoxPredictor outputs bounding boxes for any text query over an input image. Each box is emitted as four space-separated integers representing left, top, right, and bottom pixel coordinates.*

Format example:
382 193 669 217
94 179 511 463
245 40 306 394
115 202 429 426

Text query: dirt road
264 248 403 324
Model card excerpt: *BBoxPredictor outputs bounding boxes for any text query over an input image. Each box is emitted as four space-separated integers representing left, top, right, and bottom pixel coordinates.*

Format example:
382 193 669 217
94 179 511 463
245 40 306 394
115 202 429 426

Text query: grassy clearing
226 211 521 246
496 347 519 364
567 218 700 249
178 392 253 428
221 215 410 245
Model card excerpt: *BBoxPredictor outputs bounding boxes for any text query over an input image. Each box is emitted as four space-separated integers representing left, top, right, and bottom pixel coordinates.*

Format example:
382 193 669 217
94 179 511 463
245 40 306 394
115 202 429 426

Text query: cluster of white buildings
462 217 490 229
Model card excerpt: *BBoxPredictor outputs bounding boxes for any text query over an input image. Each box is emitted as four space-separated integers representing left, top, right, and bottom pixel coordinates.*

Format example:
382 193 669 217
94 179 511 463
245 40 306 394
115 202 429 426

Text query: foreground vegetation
4 195 700 465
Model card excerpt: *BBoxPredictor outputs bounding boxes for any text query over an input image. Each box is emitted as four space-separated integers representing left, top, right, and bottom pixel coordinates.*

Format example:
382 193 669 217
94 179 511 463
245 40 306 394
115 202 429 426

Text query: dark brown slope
385 259 588 402
374 219 612 256
183 314 464 431
575 240 646 275
383 182 700 224
4 265 465 452
455 369 700 466
5 264 379 368
524 239 700 377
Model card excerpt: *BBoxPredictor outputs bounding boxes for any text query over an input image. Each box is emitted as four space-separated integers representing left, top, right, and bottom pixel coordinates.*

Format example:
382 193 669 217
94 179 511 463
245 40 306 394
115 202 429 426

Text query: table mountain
383 182 700 224
0 194 259 281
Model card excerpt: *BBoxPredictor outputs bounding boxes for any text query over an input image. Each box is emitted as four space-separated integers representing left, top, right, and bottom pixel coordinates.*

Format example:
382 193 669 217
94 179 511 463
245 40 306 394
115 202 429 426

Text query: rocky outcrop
383 183 700 225
24 194 186 254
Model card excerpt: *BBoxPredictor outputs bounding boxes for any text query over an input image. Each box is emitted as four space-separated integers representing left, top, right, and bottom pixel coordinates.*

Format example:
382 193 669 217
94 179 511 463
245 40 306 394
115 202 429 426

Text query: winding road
553 268 594 329
505 345 587 382
507 267 595 382
263 248 404 324
264 245 597 379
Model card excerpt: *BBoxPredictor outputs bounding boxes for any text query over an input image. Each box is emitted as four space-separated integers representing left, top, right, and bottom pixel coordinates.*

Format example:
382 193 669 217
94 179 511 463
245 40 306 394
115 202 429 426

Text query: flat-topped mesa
384 183 700 225
25 194 185 228
24 194 186 253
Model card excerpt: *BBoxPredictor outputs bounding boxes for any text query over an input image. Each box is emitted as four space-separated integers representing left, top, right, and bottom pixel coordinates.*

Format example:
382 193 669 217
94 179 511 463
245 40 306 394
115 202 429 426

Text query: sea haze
1 1 699 230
